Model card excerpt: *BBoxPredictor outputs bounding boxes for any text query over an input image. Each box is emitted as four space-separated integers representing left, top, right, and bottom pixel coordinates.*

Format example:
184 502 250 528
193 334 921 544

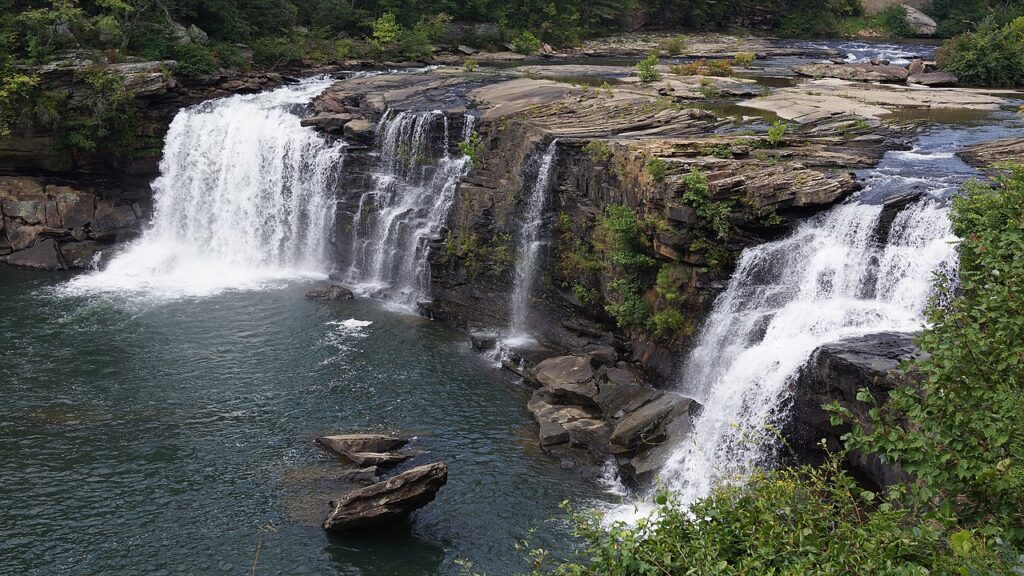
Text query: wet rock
609 392 695 454
6 238 66 270
305 284 355 301
789 332 921 488
322 462 448 531
93 202 138 238
469 333 498 351
317 434 407 454
51 186 95 229
532 355 599 405
907 71 958 87
958 137 1024 169
300 113 357 133
793 63 909 83
60 240 104 269
343 119 375 144
337 467 380 486
337 451 415 467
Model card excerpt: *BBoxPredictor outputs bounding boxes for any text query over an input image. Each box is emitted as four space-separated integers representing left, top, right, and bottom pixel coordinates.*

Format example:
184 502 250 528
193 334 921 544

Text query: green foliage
669 58 732 77
458 132 483 167
371 12 401 48
172 43 216 78
635 54 660 83
658 34 687 55
597 205 655 269
62 65 138 153
444 232 513 277
937 16 1024 87
0 56 39 137
546 456 1014 576
252 35 304 68
652 307 689 337
874 5 914 37
767 120 788 147
654 263 685 303
732 51 755 66
605 277 652 331
510 30 542 54
571 282 599 307
645 157 668 182
681 167 732 239
596 205 656 330
930 0 1024 37
462 58 478 72
835 164 1024 547
582 141 612 163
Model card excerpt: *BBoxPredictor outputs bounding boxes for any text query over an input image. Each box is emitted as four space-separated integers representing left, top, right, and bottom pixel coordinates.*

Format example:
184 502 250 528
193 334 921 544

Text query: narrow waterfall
345 110 472 306
508 141 559 339
66 78 344 298
658 177 959 504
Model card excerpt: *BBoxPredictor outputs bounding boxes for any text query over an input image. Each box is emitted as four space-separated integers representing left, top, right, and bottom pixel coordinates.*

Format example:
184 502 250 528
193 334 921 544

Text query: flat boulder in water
317 433 407 454
322 462 448 531
305 284 354 301
793 63 909 83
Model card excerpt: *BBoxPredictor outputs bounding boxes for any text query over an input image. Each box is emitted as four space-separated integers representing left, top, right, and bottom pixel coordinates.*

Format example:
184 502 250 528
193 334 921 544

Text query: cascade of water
658 197 957 504
345 110 472 307
65 78 344 298
507 141 559 339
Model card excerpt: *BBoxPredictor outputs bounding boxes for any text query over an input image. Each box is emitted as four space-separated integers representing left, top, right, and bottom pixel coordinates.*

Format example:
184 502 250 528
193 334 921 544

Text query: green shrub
605 277 652 331
732 51 755 66
0 70 39 138
652 308 690 337
252 36 303 68
681 167 732 239
172 43 216 78
63 65 138 154
583 141 613 163
706 58 734 77
462 58 478 72
211 42 248 69
767 120 787 147
834 163 1024 547
458 131 483 167
370 12 401 50
645 157 668 182
510 30 542 54
635 54 660 83
874 4 915 37
937 16 1024 87
598 205 655 269
546 458 1014 575
658 34 687 55
655 263 686 302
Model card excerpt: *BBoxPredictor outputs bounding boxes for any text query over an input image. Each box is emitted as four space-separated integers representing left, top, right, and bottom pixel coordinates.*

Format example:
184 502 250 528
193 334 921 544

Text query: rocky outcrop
902 5 938 37
0 176 140 269
789 332 921 488
526 351 700 482
305 284 355 301
794 63 909 83
316 433 418 468
907 71 958 87
322 462 448 531
958 137 1024 169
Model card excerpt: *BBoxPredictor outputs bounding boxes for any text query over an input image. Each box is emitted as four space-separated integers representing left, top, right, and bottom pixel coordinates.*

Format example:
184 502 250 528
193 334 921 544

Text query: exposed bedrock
322 462 449 532
788 331 923 489
0 176 142 269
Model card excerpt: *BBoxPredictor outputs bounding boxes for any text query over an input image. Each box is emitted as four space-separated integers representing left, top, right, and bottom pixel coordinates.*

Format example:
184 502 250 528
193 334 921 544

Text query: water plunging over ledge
507 141 560 341
64 77 344 299
344 110 473 308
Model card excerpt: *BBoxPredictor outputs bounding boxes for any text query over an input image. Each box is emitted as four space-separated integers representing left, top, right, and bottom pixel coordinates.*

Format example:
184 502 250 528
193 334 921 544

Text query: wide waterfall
508 141 559 339
655 150 961 505
344 109 472 307
66 77 344 298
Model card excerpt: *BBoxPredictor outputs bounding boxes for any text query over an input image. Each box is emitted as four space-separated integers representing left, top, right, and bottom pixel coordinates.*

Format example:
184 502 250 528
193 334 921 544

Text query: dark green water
0 267 608 575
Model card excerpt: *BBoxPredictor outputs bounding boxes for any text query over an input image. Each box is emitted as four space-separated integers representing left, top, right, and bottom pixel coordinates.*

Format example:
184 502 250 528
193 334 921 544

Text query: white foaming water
64 77 343 299
508 141 559 338
655 198 956 505
345 110 473 307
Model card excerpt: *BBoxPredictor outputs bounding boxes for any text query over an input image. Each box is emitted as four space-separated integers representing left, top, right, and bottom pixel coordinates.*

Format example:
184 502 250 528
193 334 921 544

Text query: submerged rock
322 462 448 531
305 284 355 301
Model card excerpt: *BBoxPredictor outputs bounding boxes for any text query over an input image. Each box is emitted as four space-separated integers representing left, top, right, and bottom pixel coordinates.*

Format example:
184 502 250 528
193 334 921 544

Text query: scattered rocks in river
322 462 448 532
305 284 355 301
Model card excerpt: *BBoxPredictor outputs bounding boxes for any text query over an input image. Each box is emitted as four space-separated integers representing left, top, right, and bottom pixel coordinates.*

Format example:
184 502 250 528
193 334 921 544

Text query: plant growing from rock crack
635 54 661 83
767 120 787 147
645 157 668 182
458 132 483 167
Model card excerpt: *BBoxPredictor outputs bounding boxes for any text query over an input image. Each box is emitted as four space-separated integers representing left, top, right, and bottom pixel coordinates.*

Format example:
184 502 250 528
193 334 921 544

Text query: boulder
6 238 66 270
187 24 209 44
457 45 479 55
301 113 357 133
1 195 48 225
305 284 355 301
907 71 958 87
907 58 925 76
322 462 448 531
93 202 138 238
609 392 696 453
336 450 415 467
793 63 909 83
903 5 937 36
527 389 608 450
531 355 598 405
317 434 408 454
343 119 375 145
51 186 95 229
60 240 104 269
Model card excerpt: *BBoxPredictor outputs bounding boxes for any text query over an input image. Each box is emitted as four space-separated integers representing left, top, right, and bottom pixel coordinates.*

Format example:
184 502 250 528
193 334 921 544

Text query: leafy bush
252 35 303 68
767 120 787 147
658 34 687 55
835 164 1024 547
645 157 668 182
172 43 216 78
370 12 401 50
598 205 655 269
732 51 755 66
681 167 731 239
937 16 1024 87
874 4 914 37
63 65 138 153
546 458 1014 576
583 141 612 163
669 58 732 77
458 132 483 167
652 308 689 337
510 30 542 54
605 277 652 331
635 54 660 83
462 58 478 72
0 69 39 137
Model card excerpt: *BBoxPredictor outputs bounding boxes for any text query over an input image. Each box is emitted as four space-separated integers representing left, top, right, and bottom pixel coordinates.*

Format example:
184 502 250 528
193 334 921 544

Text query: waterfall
344 109 473 307
65 77 344 298
507 141 559 339
656 198 958 504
